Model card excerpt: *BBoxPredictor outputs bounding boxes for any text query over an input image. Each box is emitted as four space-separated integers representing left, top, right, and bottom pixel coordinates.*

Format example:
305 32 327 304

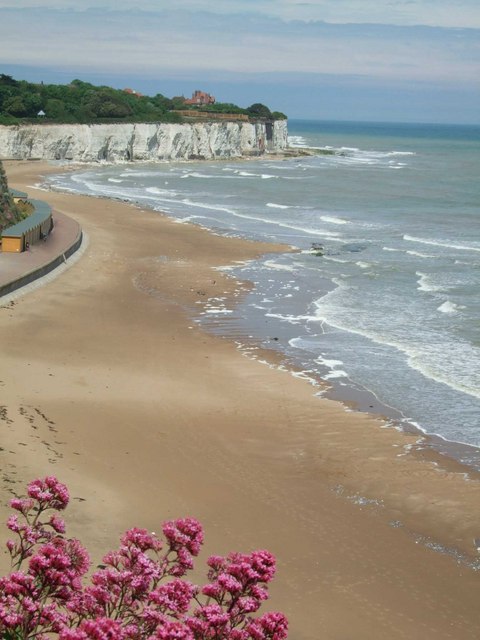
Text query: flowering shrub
0 477 288 640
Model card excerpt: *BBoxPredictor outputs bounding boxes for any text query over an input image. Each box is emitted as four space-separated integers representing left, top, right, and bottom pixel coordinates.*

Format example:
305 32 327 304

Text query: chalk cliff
0 120 288 162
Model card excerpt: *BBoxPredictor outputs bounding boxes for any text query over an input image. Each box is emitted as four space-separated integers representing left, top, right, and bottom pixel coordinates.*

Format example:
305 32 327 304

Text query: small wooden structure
9 188 29 203
1 198 53 253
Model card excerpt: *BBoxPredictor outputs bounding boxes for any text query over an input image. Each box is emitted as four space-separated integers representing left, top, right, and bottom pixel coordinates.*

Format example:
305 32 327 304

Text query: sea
45 119 480 468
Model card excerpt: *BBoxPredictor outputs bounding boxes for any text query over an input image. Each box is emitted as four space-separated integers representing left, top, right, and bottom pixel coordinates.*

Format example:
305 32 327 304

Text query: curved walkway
0 210 84 300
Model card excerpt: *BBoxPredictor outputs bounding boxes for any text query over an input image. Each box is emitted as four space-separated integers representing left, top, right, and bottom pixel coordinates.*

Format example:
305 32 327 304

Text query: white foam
405 234 480 253
311 290 480 401
416 272 442 292
320 215 349 225
323 370 348 380
406 250 435 259
204 308 233 314
266 202 290 209
287 135 308 148
146 187 178 197
263 260 297 273
291 371 321 387
177 198 343 240
237 170 277 180
266 312 317 325
108 178 123 183
437 301 463 314
317 356 344 369
323 256 349 264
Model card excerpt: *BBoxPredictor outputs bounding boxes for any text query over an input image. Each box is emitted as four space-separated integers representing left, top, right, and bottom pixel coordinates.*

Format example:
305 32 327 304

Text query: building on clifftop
183 90 215 106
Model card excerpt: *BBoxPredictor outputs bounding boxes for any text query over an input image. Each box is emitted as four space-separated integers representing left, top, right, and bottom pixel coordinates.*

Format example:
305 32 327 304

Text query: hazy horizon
1 1 479 125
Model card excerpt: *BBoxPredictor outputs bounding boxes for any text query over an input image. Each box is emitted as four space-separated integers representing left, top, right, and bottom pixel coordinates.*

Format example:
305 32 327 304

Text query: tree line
0 160 25 232
0 75 286 125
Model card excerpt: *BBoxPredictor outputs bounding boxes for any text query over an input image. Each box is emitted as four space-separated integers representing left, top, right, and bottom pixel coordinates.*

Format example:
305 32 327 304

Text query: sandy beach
1 160 480 639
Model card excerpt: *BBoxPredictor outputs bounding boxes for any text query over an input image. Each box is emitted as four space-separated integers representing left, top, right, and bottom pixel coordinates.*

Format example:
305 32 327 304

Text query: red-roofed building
123 88 143 97
184 90 215 106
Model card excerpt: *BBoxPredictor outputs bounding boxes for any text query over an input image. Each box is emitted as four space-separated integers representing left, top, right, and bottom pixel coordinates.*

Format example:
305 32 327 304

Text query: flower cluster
0 477 288 640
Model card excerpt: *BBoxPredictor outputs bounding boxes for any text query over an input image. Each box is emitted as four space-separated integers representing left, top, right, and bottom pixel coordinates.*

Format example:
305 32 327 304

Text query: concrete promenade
0 209 83 299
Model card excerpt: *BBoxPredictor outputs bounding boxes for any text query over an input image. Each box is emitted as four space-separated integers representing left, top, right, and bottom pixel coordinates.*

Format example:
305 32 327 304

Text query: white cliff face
0 120 288 162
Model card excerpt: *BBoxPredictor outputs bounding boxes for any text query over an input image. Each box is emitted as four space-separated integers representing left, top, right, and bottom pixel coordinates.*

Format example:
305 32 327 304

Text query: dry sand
1 160 480 639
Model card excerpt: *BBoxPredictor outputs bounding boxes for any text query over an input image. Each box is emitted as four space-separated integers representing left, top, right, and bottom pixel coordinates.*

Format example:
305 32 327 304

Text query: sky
1 1 479 123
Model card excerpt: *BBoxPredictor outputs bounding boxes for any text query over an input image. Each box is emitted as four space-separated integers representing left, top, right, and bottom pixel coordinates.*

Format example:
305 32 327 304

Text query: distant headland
0 75 287 126
0 75 289 162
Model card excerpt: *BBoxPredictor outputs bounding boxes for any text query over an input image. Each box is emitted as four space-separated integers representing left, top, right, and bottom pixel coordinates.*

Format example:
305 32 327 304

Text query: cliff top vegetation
0 160 25 232
0 75 287 126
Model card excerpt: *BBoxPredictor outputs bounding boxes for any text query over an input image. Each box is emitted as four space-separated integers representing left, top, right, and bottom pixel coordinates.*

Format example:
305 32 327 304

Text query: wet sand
1 160 480 639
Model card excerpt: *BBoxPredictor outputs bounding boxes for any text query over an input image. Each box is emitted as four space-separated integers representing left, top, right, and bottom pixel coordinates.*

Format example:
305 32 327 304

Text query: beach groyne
0 120 288 162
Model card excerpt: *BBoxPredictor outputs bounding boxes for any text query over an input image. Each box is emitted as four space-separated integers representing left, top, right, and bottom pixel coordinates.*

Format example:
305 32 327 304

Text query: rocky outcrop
0 120 288 163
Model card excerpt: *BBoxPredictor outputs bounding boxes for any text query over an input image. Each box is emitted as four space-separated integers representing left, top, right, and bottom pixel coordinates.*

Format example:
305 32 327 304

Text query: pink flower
60 617 125 640
27 476 69 510
6 515 21 533
247 612 288 640
10 498 34 515
148 580 196 614
121 528 162 553
29 537 90 591
0 477 288 639
162 518 203 556
152 620 194 639
49 515 67 534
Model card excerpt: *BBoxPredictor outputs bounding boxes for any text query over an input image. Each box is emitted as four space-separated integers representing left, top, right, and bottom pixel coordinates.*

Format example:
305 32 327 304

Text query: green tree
246 103 272 119
0 161 23 232
3 96 28 117
45 98 68 120
0 74 18 87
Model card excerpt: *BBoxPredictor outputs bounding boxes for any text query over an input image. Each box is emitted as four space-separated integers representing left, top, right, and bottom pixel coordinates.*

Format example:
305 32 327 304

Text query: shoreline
2 160 480 638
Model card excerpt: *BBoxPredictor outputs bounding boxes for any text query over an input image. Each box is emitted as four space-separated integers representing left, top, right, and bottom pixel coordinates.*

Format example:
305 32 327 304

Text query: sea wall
0 120 288 162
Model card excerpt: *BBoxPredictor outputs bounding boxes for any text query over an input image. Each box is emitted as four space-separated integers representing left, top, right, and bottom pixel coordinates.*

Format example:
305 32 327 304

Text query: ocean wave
181 172 215 179
320 215 350 225
405 234 480 253
406 250 435 259
119 170 171 178
172 215 207 224
316 356 345 369
323 370 349 380
266 202 290 209
236 170 277 180
437 301 464 314
287 135 308 148
179 198 343 239
203 308 233 314
263 260 298 273
265 312 318 325
416 272 443 292
310 291 480 401
146 186 178 196
322 256 349 264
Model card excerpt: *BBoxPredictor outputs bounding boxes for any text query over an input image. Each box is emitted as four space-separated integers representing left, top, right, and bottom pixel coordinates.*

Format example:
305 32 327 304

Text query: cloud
1 0 480 28
1 8 478 84
1 4 478 123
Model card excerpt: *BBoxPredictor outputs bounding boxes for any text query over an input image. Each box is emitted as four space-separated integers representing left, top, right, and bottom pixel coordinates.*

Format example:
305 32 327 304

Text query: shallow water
46 119 480 466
